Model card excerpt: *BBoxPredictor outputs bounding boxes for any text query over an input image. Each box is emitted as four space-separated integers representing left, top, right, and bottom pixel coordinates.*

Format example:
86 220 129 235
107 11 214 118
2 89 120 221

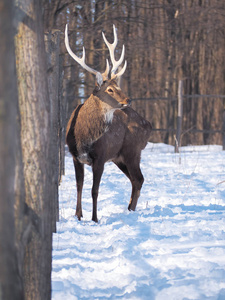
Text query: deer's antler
65 24 109 86
102 25 127 79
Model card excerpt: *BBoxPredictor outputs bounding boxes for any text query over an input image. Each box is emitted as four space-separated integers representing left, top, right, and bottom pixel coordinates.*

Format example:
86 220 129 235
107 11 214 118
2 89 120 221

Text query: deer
65 24 152 222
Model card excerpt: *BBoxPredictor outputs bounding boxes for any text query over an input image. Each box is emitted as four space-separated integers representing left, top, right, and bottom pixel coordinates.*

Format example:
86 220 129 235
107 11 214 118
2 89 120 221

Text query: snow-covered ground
52 143 225 300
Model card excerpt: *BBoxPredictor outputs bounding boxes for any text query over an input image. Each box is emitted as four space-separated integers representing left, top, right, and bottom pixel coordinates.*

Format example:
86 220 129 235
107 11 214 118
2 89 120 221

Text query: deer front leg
91 160 104 223
74 159 84 220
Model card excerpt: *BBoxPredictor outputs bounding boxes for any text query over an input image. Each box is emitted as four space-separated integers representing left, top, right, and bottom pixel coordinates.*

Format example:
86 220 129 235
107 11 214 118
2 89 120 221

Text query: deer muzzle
120 98 131 107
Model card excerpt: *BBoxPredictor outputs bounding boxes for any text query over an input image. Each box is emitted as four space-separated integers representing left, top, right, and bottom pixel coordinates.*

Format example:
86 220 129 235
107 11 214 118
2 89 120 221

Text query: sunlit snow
52 143 225 300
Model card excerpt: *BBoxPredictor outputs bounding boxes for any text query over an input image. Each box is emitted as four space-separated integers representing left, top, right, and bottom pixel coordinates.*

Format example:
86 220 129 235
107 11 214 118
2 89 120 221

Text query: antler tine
65 24 109 86
115 60 127 78
102 24 126 77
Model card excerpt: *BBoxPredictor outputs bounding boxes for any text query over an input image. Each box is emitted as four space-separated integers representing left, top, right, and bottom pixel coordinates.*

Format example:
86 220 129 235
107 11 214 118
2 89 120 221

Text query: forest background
45 0 225 146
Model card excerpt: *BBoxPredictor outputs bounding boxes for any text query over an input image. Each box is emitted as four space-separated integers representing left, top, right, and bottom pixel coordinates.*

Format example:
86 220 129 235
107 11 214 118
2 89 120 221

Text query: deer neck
89 94 117 124
74 94 116 160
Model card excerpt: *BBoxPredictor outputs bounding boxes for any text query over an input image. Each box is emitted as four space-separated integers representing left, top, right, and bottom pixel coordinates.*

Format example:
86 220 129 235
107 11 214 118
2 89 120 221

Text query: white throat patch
105 109 116 123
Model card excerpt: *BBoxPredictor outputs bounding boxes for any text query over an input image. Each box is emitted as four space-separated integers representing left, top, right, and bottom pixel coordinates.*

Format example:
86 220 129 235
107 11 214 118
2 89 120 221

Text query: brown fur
66 79 152 222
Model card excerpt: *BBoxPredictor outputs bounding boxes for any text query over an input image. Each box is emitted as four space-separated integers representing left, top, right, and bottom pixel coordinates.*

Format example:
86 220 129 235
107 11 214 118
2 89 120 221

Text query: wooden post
175 80 183 153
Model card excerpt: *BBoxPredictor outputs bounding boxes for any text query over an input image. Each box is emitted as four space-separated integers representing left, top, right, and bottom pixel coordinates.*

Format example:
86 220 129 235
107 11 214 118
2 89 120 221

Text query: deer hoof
128 204 135 211
92 217 98 223
75 212 83 221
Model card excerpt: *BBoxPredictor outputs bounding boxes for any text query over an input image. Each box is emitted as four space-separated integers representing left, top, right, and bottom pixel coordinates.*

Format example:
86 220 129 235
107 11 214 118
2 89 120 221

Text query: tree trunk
0 0 24 299
15 0 53 299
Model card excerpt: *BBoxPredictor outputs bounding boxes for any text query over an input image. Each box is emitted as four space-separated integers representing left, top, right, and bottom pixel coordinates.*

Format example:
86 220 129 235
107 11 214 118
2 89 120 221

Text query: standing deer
65 24 152 222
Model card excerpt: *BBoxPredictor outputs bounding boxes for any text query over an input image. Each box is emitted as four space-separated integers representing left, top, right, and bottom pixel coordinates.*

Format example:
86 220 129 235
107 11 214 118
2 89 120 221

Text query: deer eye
107 88 113 93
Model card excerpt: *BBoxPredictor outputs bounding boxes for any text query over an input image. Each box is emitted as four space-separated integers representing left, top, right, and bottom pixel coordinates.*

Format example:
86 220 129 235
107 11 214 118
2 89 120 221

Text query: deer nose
122 98 131 106
127 98 131 106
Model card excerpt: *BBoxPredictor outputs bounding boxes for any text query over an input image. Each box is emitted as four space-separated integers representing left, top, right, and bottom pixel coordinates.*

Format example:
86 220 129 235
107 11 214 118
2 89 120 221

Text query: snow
52 143 225 300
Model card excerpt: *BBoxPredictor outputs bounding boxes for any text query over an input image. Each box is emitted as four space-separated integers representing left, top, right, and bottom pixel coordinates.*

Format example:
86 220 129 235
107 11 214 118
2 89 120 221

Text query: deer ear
93 83 101 95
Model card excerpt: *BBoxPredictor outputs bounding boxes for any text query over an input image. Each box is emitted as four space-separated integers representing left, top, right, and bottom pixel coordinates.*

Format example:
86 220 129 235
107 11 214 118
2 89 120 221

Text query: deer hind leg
91 159 104 223
126 162 144 211
114 160 143 211
73 158 84 220
114 161 131 181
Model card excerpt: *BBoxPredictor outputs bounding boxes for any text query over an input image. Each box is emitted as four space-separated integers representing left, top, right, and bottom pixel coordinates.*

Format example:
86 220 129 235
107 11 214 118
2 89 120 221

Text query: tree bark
0 0 24 299
15 0 53 299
